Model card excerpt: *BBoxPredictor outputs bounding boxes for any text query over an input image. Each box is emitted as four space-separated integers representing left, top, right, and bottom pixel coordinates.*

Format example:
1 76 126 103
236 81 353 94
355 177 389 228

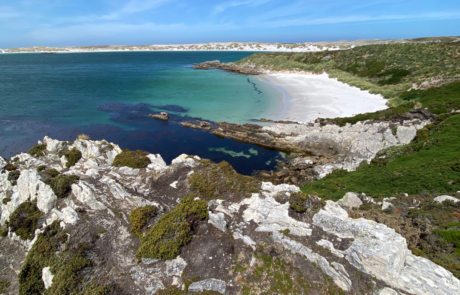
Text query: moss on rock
129 205 157 235
0 280 10 294
136 194 208 260
64 149 82 168
289 192 325 213
44 175 79 198
8 201 43 240
7 170 20 186
28 143 47 157
189 160 260 201
112 149 151 169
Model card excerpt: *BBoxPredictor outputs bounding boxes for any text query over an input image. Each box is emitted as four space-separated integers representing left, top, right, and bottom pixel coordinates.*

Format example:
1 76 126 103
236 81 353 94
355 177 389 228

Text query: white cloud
0 6 21 19
212 0 272 15
101 0 173 20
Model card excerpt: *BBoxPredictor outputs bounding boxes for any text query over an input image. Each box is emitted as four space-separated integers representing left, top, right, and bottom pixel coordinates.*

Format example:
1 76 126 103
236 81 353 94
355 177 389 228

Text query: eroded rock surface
0 137 458 294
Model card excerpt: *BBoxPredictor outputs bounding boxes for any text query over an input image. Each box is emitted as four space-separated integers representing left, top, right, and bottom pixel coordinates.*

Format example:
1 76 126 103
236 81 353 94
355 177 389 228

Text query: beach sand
260 73 388 123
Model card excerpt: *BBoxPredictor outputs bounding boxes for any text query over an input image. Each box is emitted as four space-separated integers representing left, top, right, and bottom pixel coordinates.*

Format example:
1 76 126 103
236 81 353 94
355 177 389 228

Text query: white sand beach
260 73 388 123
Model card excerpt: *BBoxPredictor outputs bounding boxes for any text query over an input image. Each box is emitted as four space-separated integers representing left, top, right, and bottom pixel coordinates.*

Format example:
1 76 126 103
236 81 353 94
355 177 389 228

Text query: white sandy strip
261 73 388 123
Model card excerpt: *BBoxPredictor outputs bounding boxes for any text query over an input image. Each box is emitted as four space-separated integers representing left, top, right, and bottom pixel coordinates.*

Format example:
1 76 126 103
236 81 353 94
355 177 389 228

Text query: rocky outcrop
180 120 212 130
149 112 169 121
193 60 261 75
0 137 459 294
210 110 431 184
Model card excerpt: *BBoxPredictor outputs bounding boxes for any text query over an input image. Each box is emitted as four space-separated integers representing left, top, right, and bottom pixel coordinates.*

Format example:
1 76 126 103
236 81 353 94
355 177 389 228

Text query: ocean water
0 51 284 175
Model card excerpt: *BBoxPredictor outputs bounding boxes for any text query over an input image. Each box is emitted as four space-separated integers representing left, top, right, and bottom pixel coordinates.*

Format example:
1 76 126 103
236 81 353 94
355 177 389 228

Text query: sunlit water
0 51 284 175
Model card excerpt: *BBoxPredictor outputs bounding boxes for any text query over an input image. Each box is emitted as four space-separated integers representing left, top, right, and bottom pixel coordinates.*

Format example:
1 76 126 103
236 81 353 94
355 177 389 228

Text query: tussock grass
77 134 90 140
44 175 79 198
64 149 82 168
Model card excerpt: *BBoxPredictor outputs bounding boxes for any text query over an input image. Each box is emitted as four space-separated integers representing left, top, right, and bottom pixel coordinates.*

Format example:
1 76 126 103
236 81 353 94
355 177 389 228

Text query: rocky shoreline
179 108 434 186
193 60 261 75
1 136 459 294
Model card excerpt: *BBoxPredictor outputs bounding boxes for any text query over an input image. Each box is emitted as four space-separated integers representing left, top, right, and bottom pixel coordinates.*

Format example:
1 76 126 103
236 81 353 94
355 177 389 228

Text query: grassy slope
301 112 460 200
236 43 460 106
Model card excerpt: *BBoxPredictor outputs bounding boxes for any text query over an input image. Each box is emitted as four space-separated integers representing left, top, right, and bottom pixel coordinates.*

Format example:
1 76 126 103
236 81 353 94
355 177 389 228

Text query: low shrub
44 168 60 178
3 164 17 171
2 197 11 205
112 149 151 169
0 280 10 293
129 205 157 234
28 143 47 157
8 201 43 240
377 69 411 85
136 195 208 260
189 160 260 201
44 175 79 198
0 226 8 237
7 170 20 186
36 165 47 172
18 221 93 295
65 149 82 168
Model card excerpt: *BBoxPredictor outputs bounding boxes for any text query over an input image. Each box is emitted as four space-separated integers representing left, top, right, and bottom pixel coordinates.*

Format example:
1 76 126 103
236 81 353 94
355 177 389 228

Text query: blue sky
1 0 459 48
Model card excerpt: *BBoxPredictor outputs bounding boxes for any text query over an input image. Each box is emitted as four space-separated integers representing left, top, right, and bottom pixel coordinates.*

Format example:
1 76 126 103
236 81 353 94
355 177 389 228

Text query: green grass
301 113 460 200
8 201 43 240
235 43 460 104
112 149 151 169
136 194 208 260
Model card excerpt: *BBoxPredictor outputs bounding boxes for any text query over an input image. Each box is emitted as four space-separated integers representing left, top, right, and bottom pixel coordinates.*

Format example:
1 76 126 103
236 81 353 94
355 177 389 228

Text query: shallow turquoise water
0 51 285 175
0 51 280 126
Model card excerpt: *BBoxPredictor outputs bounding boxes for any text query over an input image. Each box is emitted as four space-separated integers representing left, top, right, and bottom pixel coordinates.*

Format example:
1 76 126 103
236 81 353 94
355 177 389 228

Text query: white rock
208 212 227 232
71 181 106 210
233 232 257 250
43 136 63 153
165 256 187 277
118 166 139 175
188 279 226 294
337 192 363 209
147 154 168 172
241 193 311 236
375 287 400 295
382 201 393 210
313 201 460 295
316 239 344 258
170 181 178 189
61 207 79 225
171 154 195 167
0 157 7 170
42 266 54 289
260 182 299 198
433 195 459 204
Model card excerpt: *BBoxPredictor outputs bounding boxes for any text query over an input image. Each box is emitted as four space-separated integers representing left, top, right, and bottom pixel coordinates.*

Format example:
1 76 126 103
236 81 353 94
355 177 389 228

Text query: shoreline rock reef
193 60 260 75
1 136 459 294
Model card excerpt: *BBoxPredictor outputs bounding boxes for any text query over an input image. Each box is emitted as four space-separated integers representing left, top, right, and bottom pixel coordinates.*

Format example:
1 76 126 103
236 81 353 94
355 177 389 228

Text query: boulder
42 266 54 289
188 279 226 294
433 195 459 204
337 192 363 209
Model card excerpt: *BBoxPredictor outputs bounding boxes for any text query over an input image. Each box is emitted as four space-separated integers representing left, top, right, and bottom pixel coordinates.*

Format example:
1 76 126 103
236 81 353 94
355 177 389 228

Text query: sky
1 0 460 48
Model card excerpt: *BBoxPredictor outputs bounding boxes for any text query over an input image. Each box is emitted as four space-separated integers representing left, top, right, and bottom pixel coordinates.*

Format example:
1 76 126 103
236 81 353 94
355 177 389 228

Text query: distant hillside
2 35 459 53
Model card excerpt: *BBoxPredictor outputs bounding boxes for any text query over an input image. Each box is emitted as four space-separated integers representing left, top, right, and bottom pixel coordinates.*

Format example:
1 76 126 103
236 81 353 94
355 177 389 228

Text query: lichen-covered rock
188 278 226 294
313 201 460 294
337 192 363 209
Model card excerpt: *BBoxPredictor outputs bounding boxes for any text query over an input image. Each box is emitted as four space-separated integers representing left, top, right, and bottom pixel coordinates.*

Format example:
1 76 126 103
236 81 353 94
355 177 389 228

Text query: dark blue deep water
0 51 283 175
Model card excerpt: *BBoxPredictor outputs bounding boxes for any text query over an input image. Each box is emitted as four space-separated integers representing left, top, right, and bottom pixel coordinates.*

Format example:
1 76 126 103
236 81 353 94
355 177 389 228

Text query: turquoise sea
0 51 284 175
